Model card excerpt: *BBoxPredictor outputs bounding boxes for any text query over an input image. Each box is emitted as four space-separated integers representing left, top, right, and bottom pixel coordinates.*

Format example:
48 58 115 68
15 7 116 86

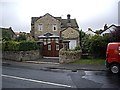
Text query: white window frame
38 24 43 31
53 24 57 31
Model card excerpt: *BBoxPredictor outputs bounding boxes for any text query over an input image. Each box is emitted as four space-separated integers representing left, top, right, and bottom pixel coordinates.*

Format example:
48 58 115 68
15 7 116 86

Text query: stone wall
2 50 42 61
61 27 80 47
59 49 82 64
61 27 79 39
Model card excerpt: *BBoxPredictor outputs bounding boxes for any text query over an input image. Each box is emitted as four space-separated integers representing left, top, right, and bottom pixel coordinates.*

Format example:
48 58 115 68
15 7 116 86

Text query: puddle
82 71 109 83
71 69 77 72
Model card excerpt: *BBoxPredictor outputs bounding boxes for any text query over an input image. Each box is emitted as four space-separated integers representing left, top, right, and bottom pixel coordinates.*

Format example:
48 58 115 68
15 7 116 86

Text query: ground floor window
69 40 77 49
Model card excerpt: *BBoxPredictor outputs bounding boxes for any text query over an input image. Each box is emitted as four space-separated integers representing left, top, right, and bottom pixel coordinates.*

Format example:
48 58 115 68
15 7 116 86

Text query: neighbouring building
85 28 96 36
31 13 80 57
101 24 120 36
1 27 16 40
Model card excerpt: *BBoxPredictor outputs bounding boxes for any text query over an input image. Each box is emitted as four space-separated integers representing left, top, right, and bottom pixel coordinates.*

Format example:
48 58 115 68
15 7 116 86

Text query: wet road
2 65 120 89
82 71 120 88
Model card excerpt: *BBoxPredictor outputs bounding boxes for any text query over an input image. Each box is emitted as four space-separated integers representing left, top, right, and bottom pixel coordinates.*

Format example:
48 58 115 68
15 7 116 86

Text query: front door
43 38 62 57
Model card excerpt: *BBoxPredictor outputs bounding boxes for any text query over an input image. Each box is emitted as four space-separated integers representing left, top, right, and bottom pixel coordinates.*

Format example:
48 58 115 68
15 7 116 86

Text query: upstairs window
38 24 43 31
53 24 57 31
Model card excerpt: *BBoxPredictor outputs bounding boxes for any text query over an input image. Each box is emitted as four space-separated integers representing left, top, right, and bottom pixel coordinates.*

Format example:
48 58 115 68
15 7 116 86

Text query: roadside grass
71 58 105 65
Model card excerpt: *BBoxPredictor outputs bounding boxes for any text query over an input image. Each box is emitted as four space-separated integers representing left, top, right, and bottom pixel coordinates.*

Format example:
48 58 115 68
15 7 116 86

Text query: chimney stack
67 14 71 23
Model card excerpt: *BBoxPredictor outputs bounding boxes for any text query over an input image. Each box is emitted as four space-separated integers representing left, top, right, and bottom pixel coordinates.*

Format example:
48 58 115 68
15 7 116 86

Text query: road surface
2 63 120 89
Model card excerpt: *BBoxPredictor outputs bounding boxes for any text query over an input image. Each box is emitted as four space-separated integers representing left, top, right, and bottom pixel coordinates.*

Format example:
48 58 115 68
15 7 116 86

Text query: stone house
31 13 80 57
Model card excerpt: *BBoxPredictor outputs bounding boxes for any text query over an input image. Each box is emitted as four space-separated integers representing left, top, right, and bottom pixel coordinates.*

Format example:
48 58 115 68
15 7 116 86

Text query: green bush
88 35 109 58
2 41 39 51
0 42 2 50
2 41 19 51
15 34 27 41
74 46 81 50
19 41 39 51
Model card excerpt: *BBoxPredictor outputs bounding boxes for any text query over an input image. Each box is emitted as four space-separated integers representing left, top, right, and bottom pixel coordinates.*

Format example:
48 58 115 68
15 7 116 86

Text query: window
48 45 51 51
39 39 43 41
38 24 43 31
52 38 54 41
53 24 57 31
56 45 59 50
43 39 46 45
55 38 59 43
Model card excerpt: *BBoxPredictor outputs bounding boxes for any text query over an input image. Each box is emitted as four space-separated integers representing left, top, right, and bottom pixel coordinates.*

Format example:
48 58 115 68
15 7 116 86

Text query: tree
82 34 90 53
79 30 85 47
2 30 12 41
15 33 27 41
110 26 120 42
89 35 110 58
79 31 90 53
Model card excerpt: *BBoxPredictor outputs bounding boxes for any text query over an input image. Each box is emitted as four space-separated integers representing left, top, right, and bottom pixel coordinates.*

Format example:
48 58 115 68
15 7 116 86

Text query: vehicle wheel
110 64 120 74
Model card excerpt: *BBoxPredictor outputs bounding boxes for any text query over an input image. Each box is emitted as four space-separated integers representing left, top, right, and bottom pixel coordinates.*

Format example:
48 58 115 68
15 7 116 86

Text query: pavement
2 58 106 71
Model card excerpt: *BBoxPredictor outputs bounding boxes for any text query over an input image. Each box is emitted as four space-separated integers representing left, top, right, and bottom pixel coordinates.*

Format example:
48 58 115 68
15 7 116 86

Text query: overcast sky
0 0 119 33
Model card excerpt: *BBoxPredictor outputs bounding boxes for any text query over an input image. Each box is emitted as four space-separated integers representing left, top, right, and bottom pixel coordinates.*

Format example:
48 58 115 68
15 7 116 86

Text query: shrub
2 41 39 51
0 42 2 50
74 46 81 51
2 41 19 51
88 35 109 58
19 41 39 51
15 34 27 41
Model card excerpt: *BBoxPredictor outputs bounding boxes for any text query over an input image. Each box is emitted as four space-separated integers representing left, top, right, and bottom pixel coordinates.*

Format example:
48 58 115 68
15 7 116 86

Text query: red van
106 42 120 74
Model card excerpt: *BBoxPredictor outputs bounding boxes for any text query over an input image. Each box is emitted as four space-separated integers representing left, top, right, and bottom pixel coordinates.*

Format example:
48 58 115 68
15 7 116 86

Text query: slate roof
44 33 53 37
0 27 16 36
61 19 79 28
31 17 40 25
31 13 79 29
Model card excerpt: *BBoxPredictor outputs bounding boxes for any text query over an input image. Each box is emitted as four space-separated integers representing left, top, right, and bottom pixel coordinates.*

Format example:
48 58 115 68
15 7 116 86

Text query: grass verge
72 58 105 65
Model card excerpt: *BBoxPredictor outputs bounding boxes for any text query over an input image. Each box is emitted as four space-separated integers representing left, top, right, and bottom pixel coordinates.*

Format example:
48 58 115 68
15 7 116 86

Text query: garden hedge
2 41 39 51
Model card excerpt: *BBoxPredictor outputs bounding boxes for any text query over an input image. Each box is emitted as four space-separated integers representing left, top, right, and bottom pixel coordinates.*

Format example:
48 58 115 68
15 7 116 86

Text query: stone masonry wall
34 14 61 39
61 27 79 39
61 27 80 46
2 50 42 61
59 49 82 64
